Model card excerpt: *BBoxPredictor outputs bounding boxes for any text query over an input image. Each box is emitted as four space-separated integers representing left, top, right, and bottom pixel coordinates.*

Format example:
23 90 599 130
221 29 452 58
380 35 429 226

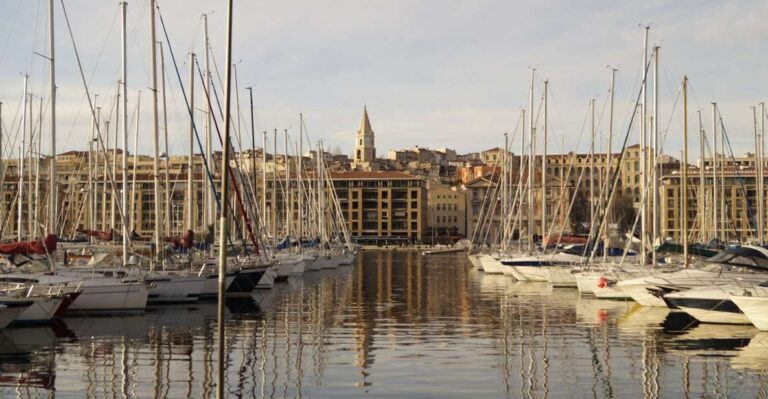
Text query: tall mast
519 108 525 252
606 68 616 257
35 98 42 236
502 132 508 246
187 52 195 231
541 80 548 244
203 13 213 231
527 68 535 253
121 1 129 266
159 41 170 237
681 76 689 267
48 0 57 235
298 114 304 242
246 87 255 217
272 129 277 248
0 102 3 238
149 0 161 269
216 0 235 395
640 25 649 265
112 81 120 230
590 99 595 231
759 102 765 245
698 111 706 241
284 129 290 247
262 131 267 237
712 103 718 241
131 93 141 232
651 46 659 266
719 113 725 242
18 75 28 240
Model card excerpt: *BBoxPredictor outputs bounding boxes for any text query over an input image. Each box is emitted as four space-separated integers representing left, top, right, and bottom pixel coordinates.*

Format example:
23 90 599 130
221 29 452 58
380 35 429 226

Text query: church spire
354 106 376 165
358 106 373 136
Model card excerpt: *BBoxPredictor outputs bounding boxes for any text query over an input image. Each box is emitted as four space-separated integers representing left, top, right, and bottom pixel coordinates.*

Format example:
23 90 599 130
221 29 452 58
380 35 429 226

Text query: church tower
354 106 376 163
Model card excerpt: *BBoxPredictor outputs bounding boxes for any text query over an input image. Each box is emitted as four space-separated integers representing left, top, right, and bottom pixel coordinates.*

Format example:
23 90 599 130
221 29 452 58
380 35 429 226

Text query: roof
357 106 374 136
330 171 420 180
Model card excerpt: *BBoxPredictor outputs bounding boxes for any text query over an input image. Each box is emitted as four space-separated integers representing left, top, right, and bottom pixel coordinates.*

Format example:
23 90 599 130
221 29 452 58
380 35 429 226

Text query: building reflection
0 252 767 397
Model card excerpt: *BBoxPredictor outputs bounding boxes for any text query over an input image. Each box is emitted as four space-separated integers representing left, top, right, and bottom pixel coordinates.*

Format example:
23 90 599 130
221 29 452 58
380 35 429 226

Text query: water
1 251 768 398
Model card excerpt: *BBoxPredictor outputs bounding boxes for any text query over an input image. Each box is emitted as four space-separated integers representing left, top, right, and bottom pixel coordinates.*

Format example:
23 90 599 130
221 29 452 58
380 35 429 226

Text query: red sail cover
543 234 589 247
76 228 114 241
0 235 58 256
164 230 194 249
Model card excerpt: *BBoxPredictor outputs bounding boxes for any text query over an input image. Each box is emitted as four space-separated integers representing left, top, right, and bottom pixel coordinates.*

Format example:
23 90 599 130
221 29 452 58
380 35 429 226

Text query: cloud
0 0 764 162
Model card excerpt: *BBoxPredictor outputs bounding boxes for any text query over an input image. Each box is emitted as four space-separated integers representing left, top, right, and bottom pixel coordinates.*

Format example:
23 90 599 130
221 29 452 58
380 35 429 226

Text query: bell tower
354 106 375 163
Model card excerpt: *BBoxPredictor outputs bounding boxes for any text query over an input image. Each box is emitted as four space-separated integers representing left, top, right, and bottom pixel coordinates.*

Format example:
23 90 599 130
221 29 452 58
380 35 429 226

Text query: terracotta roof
330 171 420 180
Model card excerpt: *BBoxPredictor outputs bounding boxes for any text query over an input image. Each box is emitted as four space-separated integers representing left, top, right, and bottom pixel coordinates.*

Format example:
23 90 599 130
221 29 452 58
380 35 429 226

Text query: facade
331 171 427 244
426 184 466 244
659 163 766 242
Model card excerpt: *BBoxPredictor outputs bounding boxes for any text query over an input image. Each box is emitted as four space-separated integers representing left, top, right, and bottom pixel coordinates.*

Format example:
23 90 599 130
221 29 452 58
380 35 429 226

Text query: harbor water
1 251 767 398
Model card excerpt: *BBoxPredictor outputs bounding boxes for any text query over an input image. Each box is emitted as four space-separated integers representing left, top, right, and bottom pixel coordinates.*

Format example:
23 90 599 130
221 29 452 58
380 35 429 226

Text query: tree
569 194 590 234
612 192 637 234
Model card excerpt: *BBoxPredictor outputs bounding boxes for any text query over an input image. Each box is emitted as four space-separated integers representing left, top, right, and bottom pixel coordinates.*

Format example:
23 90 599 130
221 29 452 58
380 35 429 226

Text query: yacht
730 283 768 330
616 245 768 307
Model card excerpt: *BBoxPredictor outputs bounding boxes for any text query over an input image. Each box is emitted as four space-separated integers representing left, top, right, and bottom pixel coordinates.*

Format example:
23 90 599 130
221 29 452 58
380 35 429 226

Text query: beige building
426 184 466 244
659 164 765 242
332 171 427 244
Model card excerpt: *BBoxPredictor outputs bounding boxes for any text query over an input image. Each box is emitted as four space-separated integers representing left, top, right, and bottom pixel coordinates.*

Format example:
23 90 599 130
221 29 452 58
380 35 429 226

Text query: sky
0 0 765 161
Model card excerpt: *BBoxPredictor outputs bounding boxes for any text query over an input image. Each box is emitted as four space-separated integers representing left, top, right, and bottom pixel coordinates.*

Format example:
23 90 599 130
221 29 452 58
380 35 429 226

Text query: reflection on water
1 251 768 398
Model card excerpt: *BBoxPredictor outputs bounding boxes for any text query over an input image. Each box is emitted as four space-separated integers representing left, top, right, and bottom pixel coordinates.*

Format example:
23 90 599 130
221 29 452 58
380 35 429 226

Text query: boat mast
48 0 57 235
640 25 649 265
519 108 525 253
246 87 255 222
527 68 535 253
284 129 290 250
273 129 278 249
203 13 213 233
121 1 129 266
262 131 267 239
298 114 304 244
18 75 28 240
216 1 235 395
712 102 718 242
160 41 171 237
681 76 689 267
35 98 42 237
590 98 595 236
698 111 706 242
131 93 141 233
652 46 659 265
187 52 195 231
606 68 616 259
0 102 3 238
759 102 765 245
112 81 120 231
502 132 508 248
149 0 161 270
542 80 548 245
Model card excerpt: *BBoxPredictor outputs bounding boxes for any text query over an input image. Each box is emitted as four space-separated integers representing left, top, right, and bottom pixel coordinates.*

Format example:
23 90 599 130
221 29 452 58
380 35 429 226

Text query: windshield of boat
705 247 768 271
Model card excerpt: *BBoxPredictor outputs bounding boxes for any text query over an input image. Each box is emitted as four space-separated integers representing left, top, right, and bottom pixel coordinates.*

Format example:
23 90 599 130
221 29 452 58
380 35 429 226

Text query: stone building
351 107 378 171
332 171 427 244
426 184 466 244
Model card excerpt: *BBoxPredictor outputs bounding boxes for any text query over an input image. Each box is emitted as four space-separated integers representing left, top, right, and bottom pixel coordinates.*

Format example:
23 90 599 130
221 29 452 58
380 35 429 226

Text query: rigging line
59 0 135 245
0 0 24 69
154 4 240 251
716 106 756 236
585 53 653 261
2 90 25 163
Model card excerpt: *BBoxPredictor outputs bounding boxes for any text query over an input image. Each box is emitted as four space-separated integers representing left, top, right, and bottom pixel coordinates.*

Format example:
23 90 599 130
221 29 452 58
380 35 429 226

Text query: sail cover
0 235 58 256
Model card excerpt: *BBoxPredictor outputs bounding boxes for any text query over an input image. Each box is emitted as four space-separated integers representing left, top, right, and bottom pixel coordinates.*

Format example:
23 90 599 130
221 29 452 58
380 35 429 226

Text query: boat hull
732 295 768 330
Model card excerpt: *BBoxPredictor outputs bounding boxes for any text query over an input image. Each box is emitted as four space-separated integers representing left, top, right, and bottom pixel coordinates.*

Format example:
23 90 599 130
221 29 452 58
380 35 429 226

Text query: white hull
509 266 549 282
68 280 148 312
479 255 503 274
467 254 482 270
255 267 276 289
676 305 751 324
275 260 303 278
199 274 236 298
544 266 577 287
617 282 668 307
146 274 207 303
732 295 768 330
338 253 355 265
15 296 63 323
